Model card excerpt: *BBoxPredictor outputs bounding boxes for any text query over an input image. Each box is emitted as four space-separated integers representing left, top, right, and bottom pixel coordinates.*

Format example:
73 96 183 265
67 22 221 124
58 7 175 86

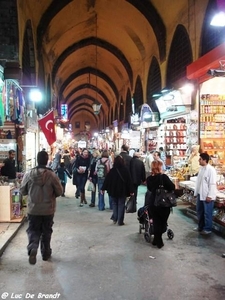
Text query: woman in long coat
74 148 90 206
147 160 175 248
101 155 134 225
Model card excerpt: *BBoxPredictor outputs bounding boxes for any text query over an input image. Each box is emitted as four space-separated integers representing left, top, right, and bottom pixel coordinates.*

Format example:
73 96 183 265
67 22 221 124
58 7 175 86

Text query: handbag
126 195 137 213
154 175 177 208
87 181 95 192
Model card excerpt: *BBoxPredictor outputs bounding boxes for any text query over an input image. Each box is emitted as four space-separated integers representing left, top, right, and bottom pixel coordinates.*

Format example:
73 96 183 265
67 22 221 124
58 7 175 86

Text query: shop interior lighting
210 11 225 26
179 83 194 94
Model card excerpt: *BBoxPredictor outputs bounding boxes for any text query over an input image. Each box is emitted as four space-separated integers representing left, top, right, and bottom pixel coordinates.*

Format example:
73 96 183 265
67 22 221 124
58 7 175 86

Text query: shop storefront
181 42 225 234
155 89 193 167
0 78 26 223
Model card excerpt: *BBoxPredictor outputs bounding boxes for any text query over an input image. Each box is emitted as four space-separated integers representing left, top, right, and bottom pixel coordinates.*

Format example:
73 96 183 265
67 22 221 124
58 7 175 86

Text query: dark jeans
76 174 88 193
111 196 126 225
26 214 54 258
196 194 214 231
133 184 139 202
91 177 97 205
98 178 105 210
152 206 170 246
61 182 66 195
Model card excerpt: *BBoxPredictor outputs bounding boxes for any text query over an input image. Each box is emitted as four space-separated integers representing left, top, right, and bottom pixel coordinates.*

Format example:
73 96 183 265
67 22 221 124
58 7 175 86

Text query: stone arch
146 56 161 112
166 24 193 88
119 97 124 122
125 88 132 124
22 20 36 85
133 75 143 112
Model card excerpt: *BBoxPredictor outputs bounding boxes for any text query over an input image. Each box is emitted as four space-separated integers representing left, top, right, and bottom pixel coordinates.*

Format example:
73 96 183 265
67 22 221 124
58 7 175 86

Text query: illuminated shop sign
61 104 68 121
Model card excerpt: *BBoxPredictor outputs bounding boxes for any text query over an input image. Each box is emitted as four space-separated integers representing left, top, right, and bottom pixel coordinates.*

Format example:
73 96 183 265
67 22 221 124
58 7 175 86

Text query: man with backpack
95 150 112 210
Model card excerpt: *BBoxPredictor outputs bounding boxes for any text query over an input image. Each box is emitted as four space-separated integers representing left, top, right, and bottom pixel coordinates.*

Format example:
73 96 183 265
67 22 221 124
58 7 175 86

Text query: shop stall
182 41 225 233
178 178 225 235
155 89 193 167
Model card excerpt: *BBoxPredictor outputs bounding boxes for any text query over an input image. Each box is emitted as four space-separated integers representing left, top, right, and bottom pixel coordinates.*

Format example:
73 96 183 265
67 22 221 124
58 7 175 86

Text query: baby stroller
137 192 174 243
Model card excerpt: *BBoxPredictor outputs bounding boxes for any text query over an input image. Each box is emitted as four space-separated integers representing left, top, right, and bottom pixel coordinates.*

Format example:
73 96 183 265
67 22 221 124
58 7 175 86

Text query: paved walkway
0 180 225 300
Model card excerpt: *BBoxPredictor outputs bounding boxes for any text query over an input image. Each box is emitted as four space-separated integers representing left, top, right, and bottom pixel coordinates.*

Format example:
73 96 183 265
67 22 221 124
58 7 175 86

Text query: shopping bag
154 175 177 208
154 188 177 207
126 195 137 213
87 181 95 192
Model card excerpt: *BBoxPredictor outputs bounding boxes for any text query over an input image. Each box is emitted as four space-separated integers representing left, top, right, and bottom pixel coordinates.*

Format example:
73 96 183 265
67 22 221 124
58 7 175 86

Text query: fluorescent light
210 12 225 27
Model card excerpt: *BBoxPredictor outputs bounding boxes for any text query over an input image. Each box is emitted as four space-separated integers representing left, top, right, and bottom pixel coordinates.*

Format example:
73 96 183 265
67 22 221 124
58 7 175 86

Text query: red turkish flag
38 110 56 145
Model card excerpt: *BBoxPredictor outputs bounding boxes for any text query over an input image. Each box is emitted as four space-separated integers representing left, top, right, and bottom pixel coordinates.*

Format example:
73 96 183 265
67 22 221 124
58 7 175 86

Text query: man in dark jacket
1 149 16 179
130 152 146 202
20 151 63 265
119 144 132 170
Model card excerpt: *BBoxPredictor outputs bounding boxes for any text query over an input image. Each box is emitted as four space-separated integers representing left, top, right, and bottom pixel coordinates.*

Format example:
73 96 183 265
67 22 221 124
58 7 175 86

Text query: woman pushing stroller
146 160 175 248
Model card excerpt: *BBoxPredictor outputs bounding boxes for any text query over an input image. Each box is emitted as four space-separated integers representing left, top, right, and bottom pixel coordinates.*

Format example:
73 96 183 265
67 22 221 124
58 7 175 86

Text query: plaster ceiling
21 0 166 126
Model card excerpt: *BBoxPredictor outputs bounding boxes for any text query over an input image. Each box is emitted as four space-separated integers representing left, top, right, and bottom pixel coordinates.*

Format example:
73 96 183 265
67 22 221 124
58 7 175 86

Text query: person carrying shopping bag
146 160 175 248
101 155 134 225
89 149 100 207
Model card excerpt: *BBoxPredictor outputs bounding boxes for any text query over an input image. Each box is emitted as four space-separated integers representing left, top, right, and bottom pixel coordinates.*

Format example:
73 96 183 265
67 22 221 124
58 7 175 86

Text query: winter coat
119 151 132 169
62 153 71 169
101 166 134 197
52 152 61 171
56 166 72 184
146 173 175 207
89 157 99 180
130 156 146 185
1 158 16 179
74 155 91 176
20 166 63 215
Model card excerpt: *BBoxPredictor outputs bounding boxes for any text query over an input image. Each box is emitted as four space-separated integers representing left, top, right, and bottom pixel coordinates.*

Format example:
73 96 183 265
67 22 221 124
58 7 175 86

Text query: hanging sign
61 104 68 121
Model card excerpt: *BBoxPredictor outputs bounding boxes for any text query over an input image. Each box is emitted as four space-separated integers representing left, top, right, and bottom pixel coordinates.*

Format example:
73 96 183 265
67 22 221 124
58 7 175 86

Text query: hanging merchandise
199 77 225 163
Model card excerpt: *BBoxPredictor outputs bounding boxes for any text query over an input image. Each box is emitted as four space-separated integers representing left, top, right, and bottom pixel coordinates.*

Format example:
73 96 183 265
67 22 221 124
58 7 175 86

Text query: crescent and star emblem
45 120 53 132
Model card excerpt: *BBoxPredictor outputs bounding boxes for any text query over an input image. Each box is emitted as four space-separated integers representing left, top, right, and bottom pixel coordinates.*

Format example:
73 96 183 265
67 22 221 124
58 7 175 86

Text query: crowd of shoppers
15 143 225 265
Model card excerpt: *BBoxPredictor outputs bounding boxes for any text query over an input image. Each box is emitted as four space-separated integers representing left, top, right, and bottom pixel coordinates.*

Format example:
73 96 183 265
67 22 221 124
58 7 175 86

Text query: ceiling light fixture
210 11 225 26
92 14 101 115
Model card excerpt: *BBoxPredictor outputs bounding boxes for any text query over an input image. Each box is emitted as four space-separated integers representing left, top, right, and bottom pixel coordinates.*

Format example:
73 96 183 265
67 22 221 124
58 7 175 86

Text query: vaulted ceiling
19 0 167 130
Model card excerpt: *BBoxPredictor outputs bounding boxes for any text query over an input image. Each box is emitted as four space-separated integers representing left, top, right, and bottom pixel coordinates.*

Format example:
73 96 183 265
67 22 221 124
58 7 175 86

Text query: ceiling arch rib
65 81 108 113
52 37 133 89
126 0 166 61
67 92 107 120
69 104 99 123
36 0 73 55
68 94 103 114
36 1 166 64
59 67 119 101
68 96 103 120
64 83 110 107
